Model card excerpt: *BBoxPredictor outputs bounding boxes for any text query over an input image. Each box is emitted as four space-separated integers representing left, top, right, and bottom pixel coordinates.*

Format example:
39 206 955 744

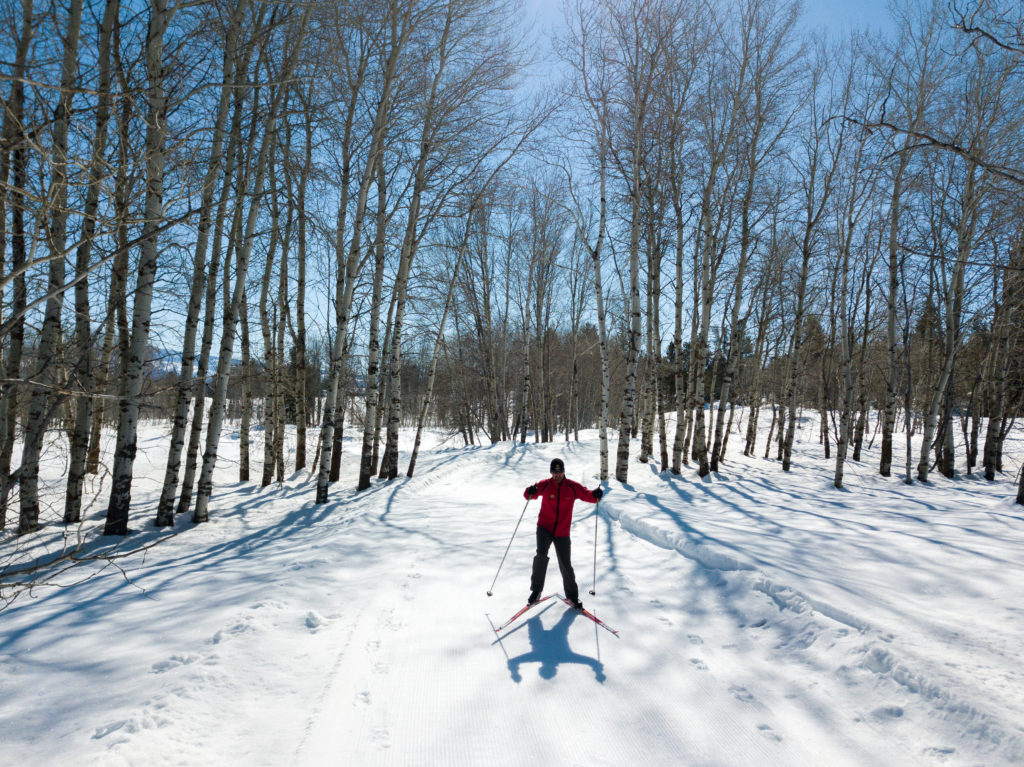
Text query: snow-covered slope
1 416 1022 766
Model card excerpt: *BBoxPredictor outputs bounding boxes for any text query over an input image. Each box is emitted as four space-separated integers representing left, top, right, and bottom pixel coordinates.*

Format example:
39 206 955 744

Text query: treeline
1 0 1023 550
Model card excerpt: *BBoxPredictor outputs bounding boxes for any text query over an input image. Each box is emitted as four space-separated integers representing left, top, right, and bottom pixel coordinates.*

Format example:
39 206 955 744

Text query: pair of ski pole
486 495 602 598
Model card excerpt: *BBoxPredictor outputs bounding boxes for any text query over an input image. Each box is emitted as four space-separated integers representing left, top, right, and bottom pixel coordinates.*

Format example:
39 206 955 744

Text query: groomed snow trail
1 423 1022 766
292 440 837 767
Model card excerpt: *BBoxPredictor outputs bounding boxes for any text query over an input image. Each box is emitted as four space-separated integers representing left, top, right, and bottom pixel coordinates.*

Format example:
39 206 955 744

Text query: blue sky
524 0 895 36
801 0 893 33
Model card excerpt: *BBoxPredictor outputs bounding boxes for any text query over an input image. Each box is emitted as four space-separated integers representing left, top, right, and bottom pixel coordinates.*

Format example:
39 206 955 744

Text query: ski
558 595 620 637
494 595 554 633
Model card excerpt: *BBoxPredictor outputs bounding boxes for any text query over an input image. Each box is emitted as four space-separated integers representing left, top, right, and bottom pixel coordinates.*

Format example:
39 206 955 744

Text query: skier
524 458 603 610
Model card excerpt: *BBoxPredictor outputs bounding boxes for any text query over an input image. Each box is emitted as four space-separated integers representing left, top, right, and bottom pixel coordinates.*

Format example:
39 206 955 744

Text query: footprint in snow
689 658 708 671
209 618 254 645
872 705 904 720
688 634 703 645
922 746 956 761
356 691 371 706
93 720 128 740
757 724 782 743
371 727 391 748
730 685 756 703
150 654 199 674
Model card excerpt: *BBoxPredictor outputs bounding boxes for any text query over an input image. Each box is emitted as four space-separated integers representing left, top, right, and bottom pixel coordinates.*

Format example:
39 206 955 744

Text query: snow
2 414 1023 766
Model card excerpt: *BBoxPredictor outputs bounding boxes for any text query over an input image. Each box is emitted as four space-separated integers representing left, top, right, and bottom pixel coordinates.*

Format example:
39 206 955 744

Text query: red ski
494 595 554 633
558 595 620 637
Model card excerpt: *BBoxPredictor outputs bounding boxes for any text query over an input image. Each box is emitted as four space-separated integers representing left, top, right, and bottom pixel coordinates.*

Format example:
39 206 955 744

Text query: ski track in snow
1 420 1023 766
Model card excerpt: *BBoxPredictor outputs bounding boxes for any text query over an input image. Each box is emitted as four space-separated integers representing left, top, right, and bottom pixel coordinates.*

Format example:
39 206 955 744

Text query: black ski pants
530 525 579 603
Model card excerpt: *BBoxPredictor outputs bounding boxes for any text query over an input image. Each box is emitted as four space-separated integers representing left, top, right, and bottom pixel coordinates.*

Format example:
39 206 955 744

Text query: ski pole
486 499 531 596
588 499 599 596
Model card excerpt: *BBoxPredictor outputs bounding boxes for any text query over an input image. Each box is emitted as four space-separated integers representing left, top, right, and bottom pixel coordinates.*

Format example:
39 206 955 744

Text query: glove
526 485 538 496
592 488 604 500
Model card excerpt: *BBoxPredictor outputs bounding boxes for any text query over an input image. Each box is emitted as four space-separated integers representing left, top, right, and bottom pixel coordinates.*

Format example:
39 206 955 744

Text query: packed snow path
1 425 1023 766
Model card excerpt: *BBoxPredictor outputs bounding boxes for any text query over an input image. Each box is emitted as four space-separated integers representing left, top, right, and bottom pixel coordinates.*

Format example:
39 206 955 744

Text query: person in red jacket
524 458 604 610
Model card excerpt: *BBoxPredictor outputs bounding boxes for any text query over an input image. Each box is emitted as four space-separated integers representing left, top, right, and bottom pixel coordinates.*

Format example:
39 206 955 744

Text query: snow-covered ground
1 412 1023 766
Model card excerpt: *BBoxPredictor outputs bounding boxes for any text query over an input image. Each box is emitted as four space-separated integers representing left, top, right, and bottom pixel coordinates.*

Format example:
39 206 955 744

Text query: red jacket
524 478 599 537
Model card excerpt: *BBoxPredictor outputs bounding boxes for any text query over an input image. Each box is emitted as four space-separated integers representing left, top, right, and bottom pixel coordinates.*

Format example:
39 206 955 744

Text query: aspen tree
381 2 466 478
155 0 249 526
316 0 410 503
192 6 312 523
983 225 1022 481
916 34 1010 482
603 0 677 482
175 33 255 519
87 33 135 477
357 161 389 491
19 0 85 534
407 202 474 478
872 2 948 477
559 0 618 478
780 40 845 474
259 139 284 486
292 80 315 471
64 0 120 524
103 0 172 535
833 53 880 489
0 0 34 525
710 0 799 474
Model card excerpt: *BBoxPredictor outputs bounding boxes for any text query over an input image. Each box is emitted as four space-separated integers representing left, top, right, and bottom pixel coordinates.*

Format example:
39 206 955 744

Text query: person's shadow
504 608 606 683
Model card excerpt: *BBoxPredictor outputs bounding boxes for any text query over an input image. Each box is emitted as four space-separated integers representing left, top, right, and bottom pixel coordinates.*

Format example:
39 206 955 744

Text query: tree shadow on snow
498 607 606 684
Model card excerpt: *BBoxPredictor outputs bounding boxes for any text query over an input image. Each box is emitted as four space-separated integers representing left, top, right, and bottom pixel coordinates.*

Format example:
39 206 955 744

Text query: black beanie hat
550 458 565 473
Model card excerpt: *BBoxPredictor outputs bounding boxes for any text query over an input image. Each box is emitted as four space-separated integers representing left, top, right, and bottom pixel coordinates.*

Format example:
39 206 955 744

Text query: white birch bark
917 161 978 482
192 7 312 522
65 0 119 524
103 0 171 535
315 7 408 503
155 0 247 525
0 0 34 526
357 163 388 491
18 0 85 534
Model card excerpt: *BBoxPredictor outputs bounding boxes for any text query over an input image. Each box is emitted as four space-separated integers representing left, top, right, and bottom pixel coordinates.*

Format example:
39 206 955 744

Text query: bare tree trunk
0 0 34 526
316 7 408 503
274 179 289 483
103 0 170 535
87 56 134 477
155 0 246 525
616 134 643 482
175 87 242 519
292 82 314 472
193 7 311 522
18 0 85 534
591 182 611 480
982 236 1018 481
239 291 252 483
917 162 976 483
259 148 283 487
881 121 922 477
670 199 687 473
357 163 388 491
518 256 534 444
62 0 118 523
408 212 472 478
834 233 855 489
